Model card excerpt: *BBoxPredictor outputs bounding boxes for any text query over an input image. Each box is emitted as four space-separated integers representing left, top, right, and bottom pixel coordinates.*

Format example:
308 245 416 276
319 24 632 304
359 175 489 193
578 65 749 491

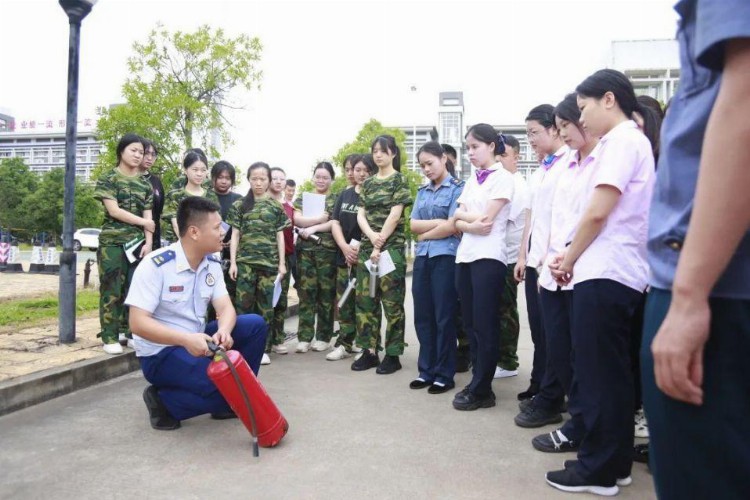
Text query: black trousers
455 259 506 397
570 279 642 485
525 267 546 387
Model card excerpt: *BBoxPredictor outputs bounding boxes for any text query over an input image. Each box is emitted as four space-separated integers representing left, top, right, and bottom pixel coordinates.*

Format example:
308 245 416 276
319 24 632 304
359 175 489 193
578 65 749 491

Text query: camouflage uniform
355 172 412 355
226 196 290 351
294 194 338 343
497 263 520 370
335 265 365 350
94 168 153 344
161 187 219 243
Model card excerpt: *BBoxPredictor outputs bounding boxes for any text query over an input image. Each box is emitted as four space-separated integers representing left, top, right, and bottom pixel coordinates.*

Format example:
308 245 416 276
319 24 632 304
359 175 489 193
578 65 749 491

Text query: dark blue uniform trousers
412 255 457 386
569 279 642 484
537 288 584 440
525 267 546 388
140 314 267 421
456 259 506 397
642 288 750 500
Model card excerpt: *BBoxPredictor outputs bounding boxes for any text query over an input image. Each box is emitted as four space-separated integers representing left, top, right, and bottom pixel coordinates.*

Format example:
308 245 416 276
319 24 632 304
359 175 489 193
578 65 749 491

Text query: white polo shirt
455 164 515 264
525 146 569 269
125 242 228 357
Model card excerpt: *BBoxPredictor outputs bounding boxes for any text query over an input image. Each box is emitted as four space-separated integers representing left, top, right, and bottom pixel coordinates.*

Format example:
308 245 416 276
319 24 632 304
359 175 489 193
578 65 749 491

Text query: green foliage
0 158 38 230
0 159 102 242
94 24 263 183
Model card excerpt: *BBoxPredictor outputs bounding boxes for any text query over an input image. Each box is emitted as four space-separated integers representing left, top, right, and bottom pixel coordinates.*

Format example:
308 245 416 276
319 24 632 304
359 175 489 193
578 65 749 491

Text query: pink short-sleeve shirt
572 120 655 292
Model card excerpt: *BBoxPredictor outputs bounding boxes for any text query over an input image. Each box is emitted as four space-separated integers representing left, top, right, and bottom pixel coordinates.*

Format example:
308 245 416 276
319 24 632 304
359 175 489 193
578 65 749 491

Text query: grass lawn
0 290 99 328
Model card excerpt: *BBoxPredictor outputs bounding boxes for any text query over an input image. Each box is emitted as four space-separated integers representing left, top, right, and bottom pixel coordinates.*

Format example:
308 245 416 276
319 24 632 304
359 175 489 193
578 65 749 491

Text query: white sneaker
126 339 135 350
103 343 123 355
494 367 519 379
326 345 351 361
261 353 271 365
634 408 649 438
617 476 632 487
271 344 288 354
311 340 330 352
350 345 363 354
296 342 310 353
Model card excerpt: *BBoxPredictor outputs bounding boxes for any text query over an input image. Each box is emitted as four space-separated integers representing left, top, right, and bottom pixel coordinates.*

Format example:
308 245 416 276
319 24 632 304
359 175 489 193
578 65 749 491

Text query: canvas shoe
311 340 330 352
494 367 519 379
326 345 351 361
261 353 271 365
271 344 288 354
103 342 123 355
296 341 310 353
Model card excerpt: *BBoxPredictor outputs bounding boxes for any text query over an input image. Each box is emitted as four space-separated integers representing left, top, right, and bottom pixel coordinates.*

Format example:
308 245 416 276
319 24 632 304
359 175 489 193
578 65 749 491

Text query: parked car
73 228 101 251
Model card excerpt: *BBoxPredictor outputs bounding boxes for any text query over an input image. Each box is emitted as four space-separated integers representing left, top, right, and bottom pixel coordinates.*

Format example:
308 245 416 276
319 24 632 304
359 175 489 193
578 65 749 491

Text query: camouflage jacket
94 168 154 246
226 196 291 270
359 171 412 252
294 193 337 252
161 187 219 242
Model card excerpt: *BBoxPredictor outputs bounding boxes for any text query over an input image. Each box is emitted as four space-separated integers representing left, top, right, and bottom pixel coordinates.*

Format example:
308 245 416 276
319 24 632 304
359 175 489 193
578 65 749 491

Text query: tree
0 158 38 231
94 24 263 185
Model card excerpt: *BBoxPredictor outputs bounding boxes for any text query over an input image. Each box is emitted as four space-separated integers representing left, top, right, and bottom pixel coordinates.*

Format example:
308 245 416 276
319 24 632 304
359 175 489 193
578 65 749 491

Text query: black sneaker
519 396 566 414
563 461 632 487
409 378 432 389
455 348 471 373
532 429 579 453
517 383 539 401
452 391 496 411
514 405 563 428
376 355 402 375
427 382 455 394
546 468 619 496
210 410 238 420
143 386 181 431
633 443 649 464
351 349 380 371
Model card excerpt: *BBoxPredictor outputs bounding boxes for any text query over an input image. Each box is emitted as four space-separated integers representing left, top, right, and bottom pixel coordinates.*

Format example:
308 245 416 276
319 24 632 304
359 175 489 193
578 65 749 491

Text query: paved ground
0 277 655 499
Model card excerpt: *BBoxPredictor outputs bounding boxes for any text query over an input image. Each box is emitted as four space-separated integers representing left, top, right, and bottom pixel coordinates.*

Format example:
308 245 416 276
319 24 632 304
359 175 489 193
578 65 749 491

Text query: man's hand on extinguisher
183 333 215 357
212 330 234 351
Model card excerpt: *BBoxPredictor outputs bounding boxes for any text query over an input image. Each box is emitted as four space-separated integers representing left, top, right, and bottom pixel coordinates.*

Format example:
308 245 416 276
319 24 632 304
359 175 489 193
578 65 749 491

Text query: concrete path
0 277 655 499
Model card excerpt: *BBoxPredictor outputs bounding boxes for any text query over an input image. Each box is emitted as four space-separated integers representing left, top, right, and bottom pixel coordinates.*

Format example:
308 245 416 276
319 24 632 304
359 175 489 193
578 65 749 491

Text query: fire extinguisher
206 342 289 457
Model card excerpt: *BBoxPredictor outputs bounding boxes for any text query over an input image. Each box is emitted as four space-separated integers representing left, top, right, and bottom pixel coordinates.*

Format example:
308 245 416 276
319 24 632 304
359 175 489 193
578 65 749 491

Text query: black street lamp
58 0 97 344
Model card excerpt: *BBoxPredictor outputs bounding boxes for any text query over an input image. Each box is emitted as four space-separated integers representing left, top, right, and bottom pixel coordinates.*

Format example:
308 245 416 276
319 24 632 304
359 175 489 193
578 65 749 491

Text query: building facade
0 114 101 182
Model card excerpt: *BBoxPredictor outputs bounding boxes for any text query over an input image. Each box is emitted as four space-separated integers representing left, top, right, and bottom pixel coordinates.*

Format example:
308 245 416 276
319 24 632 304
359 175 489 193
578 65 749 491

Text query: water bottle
369 263 378 298
294 227 321 245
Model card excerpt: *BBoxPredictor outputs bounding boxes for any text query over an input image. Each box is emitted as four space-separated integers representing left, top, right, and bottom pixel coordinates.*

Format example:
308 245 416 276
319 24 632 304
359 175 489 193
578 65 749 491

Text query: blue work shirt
648 0 750 299
411 175 464 258
125 242 228 357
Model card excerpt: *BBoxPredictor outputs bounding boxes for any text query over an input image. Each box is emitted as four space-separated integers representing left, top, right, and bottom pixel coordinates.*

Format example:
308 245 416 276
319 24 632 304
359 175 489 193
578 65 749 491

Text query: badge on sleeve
206 273 216 286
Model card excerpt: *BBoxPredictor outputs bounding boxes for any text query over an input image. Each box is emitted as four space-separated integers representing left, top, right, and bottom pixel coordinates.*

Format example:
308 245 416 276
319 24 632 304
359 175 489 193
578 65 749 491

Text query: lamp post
58 0 97 344
410 85 417 170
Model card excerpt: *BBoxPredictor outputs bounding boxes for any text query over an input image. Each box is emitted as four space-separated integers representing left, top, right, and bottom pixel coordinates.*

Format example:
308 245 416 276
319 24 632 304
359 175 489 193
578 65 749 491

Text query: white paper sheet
272 273 283 307
123 237 144 264
302 192 326 218
364 250 396 278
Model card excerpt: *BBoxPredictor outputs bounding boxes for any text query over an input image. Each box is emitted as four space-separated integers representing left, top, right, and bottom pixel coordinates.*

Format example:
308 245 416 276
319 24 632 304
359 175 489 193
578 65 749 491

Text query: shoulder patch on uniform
417 183 429 191
151 250 175 267
451 177 465 187
207 254 221 263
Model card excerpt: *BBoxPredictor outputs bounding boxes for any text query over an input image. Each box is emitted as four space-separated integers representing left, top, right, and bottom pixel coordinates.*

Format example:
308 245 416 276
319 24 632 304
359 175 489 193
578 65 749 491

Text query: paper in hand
377 249 396 278
272 273 283 307
302 192 326 218
123 237 145 264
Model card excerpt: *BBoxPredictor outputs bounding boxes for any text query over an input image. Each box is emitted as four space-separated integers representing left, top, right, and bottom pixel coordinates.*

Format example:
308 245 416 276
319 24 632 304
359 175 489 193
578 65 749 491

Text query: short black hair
177 196 221 237
502 134 521 154
286 179 296 188
210 160 236 184
441 143 457 159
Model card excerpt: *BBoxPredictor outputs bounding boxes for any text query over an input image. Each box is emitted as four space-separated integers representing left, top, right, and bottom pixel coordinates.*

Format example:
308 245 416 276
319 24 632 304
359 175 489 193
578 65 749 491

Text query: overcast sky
1 0 679 188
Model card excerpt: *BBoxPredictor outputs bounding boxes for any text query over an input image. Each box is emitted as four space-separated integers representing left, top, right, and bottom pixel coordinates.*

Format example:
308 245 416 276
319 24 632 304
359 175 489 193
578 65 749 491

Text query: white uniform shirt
525 146 569 269
506 171 530 264
455 164 515 264
125 242 228 357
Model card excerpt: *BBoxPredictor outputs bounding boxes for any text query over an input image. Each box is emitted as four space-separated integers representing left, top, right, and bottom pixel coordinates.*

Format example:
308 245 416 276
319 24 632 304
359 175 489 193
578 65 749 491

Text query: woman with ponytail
544 69 655 496
227 162 290 365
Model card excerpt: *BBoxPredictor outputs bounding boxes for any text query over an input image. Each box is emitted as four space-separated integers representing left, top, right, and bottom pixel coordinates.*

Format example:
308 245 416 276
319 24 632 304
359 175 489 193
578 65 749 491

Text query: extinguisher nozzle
252 439 260 458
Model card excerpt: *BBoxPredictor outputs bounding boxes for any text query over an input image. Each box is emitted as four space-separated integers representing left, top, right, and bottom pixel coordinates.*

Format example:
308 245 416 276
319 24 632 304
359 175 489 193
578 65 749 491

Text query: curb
0 303 301 417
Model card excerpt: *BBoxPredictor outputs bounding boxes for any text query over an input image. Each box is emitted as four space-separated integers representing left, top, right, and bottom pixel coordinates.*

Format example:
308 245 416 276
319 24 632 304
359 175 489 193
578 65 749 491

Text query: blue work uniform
641 1 750 498
410 175 463 386
125 242 267 421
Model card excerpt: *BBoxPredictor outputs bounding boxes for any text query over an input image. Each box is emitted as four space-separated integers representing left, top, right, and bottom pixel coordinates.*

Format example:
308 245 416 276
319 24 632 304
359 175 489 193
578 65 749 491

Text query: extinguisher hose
207 342 260 457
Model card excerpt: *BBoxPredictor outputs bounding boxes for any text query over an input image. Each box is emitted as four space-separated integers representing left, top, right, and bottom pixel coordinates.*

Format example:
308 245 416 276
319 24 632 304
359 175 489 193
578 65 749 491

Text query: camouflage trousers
355 248 407 356
498 262 520 370
296 249 337 343
235 263 277 351
270 254 293 347
334 265 357 349
97 245 136 344
207 264 237 323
